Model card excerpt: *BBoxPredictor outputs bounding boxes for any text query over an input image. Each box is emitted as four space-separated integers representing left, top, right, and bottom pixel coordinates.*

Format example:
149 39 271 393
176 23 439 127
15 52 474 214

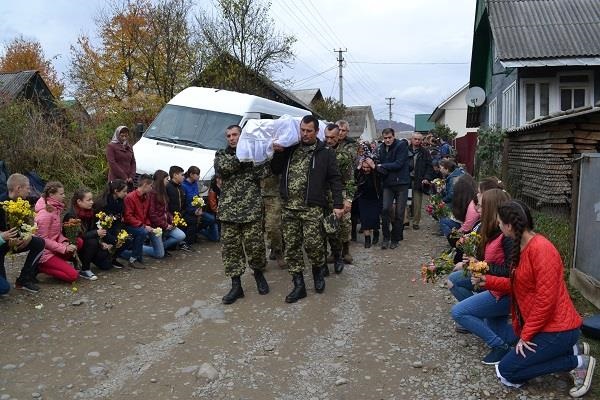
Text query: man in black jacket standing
408 132 434 230
272 115 344 303
376 128 410 249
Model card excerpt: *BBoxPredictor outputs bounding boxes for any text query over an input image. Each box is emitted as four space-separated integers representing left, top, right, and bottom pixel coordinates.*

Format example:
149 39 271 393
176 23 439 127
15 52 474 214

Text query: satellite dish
466 86 486 107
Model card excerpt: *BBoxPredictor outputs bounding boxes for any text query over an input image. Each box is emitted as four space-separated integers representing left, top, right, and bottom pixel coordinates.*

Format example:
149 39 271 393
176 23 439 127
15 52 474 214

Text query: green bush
475 125 505 179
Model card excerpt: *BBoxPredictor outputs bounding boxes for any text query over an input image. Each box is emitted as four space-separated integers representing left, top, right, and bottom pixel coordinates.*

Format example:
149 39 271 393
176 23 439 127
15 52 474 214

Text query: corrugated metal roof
0 70 37 100
488 0 600 60
507 106 600 134
501 57 600 67
289 88 323 106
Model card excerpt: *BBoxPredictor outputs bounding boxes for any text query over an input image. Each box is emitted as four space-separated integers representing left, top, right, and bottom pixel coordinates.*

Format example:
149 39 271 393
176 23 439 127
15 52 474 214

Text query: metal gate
571 153 600 308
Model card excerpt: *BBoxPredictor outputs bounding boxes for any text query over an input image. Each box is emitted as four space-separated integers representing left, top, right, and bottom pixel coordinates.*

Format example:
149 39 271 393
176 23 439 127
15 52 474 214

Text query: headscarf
111 126 129 146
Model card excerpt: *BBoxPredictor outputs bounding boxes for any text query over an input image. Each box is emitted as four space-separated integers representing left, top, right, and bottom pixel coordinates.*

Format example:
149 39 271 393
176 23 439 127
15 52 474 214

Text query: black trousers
0 236 44 283
80 238 112 270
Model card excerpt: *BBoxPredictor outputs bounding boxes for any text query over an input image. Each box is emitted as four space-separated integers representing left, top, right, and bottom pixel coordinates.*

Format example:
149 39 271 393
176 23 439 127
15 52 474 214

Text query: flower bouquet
95 211 116 229
173 211 187 228
467 259 489 290
191 195 205 208
1 197 37 243
420 251 455 283
425 194 450 220
115 229 130 249
432 178 445 193
152 227 163 237
457 231 480 258
63 218 82 268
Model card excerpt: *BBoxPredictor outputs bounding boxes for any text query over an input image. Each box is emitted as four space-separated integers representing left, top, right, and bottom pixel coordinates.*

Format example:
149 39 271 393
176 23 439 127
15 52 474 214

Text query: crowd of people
0 117 595 397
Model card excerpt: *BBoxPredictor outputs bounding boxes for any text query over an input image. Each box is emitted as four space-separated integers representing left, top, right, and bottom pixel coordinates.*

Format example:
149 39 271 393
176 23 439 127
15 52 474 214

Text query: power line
292 66 338 86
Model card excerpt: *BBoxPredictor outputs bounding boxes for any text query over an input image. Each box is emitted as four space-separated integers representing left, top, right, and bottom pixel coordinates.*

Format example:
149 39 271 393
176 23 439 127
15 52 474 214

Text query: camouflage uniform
215 146 268 277
337 137 359 243
328 144 356 254
261 173 283 256
281 142 326 274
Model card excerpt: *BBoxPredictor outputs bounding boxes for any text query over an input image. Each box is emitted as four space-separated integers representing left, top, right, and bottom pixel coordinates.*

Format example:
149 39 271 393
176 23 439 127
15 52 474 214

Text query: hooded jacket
34 197 70 263
106 126 136 182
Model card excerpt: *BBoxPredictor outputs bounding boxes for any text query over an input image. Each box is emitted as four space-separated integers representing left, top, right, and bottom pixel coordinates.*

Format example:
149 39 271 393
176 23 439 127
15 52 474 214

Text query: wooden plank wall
506 114 600 210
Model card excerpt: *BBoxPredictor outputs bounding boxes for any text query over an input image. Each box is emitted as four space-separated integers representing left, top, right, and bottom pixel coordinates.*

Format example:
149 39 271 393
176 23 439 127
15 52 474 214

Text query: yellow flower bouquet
95 211 116 229
467 259 489 290
116 229 130 248
152 227 163 237
191 195 205 208
1 197 37 241
173 211 187 227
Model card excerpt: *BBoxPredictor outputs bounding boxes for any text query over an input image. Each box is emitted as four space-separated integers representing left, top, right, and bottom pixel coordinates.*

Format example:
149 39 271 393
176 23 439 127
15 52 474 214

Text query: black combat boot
334 253 345 274
312 266 325 293
222 276 244 304
285 273 307 303
253 270 269 295
364 235 372 248
322 263 330 277
372 230 379 245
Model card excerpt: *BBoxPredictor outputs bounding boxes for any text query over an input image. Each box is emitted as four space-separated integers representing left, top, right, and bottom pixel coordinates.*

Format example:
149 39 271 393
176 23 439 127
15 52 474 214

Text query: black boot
364 235 372 248
222 276 244 304
312 266 325 293
285 273 307 303
322 263 330 277
372 230 379 245
334 254 344 274
253 270 269 295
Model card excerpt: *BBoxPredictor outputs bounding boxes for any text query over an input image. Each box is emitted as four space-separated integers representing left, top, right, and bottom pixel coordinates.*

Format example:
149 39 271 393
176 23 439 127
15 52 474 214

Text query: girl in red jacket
477 200 594 398
34 182 79 283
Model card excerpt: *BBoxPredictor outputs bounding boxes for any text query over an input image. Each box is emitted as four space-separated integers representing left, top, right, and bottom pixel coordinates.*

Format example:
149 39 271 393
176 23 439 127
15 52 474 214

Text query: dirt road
0 217 576 399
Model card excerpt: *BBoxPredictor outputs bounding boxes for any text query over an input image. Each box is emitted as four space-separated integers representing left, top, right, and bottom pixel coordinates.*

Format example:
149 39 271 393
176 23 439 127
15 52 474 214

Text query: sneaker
381 240 389 250
79 270 98 281
482 344 510 365
112 259 125 269
454 324 470 334
570 355 596 398
128 259 146 269
413 224 420 230
389 242 399 249
164 251 172 258
15 281 40 293
179 243 192 252
576 342 590 356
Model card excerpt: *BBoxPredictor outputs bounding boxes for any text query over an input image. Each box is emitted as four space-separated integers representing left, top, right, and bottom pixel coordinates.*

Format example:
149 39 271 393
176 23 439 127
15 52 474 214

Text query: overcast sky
0 0 474 125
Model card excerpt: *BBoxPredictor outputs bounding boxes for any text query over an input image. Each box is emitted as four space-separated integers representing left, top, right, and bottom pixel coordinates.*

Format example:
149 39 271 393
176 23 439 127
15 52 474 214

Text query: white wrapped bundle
236 115 327 164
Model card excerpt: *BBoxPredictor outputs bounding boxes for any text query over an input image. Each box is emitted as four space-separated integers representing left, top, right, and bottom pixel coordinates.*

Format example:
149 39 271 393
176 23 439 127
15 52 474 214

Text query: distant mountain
375 119 414 133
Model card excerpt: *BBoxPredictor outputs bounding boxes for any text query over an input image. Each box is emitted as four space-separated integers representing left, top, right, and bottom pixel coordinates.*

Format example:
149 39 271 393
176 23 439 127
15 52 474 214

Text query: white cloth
236 115 326 164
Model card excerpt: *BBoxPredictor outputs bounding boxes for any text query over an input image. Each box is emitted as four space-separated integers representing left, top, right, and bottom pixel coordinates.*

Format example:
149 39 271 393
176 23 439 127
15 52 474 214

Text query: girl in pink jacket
34 182 78 283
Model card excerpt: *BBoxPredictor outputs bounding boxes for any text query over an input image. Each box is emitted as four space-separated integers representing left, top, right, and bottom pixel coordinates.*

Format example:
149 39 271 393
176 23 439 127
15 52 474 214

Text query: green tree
475 125 505 179
431 123 457 142
312 97 346 122
196 0 296 92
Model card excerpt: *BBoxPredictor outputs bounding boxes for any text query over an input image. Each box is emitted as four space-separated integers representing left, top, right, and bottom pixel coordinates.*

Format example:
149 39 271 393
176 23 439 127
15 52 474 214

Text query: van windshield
144 104 242 150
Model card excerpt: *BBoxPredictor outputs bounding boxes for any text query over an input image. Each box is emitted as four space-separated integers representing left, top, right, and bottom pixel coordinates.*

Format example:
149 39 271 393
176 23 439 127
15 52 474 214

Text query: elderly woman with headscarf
106 126 136 191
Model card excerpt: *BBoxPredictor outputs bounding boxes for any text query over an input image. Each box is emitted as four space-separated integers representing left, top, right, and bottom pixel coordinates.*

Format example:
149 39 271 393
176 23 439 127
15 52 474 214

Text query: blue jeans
498 329 579 385
439 217 461 237
448 270 475 301
199 212 219 242
125 226 148 261
451 291 517 348
163 227 186 250
0 276 10 294
381 184 409 242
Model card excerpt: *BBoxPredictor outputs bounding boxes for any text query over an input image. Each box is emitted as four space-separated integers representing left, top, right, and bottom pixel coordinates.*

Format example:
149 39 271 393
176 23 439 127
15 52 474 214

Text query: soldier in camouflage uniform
271 115 344 303
215 125 270 305
335 120 359 263
324 124 355 274
261 173 286 268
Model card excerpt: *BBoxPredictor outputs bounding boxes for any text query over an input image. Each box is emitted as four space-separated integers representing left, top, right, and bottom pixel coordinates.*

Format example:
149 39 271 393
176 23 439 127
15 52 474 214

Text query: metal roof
501 57 600 68
488 0 600 60
0 70 38 100
507 105 600 134
289 88 323 107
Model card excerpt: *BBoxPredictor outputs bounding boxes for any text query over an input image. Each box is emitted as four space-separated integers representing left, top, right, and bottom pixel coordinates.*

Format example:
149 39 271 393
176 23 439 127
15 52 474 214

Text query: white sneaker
79 270 98 281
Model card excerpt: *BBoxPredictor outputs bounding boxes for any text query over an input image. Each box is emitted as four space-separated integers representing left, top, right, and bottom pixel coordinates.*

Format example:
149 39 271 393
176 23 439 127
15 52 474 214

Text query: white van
133 87 310 187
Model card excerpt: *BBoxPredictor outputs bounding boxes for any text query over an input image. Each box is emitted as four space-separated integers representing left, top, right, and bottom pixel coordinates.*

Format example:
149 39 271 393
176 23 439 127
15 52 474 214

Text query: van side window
260 113 279 119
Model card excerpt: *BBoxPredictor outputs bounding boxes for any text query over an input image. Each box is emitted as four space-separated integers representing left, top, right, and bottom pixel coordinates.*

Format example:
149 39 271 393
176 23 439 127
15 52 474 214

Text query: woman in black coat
355 158 383 248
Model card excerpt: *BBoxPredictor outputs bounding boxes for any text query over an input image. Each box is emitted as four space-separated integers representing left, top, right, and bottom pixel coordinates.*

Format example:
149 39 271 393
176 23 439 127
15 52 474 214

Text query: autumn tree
0 36 64 97
196 0 296 93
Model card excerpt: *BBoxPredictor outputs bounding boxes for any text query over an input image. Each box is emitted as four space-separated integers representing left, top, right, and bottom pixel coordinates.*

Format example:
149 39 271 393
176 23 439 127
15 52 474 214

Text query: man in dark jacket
272 115 344 303
166 166 191 251
408 132 434 230
376 128 410 249
215 125 270 305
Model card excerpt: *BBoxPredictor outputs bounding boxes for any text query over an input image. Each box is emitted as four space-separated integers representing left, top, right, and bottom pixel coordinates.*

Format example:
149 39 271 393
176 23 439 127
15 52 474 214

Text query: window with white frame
558 73 592 111
520 79 553 123
502 82 517 129
488 97 497 127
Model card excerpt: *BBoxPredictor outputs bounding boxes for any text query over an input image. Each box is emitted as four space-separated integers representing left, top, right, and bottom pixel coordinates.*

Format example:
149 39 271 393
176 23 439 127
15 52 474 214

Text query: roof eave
500 57 600 68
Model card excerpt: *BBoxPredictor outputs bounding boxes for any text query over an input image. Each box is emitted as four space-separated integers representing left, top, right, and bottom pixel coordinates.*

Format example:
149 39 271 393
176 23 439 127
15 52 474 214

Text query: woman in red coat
478 200 594 398
106 126 136 190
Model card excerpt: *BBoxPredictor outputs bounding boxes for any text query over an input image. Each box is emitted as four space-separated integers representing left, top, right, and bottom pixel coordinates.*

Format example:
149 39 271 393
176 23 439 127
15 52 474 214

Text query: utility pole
385 97 395 128
334 48 347 105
